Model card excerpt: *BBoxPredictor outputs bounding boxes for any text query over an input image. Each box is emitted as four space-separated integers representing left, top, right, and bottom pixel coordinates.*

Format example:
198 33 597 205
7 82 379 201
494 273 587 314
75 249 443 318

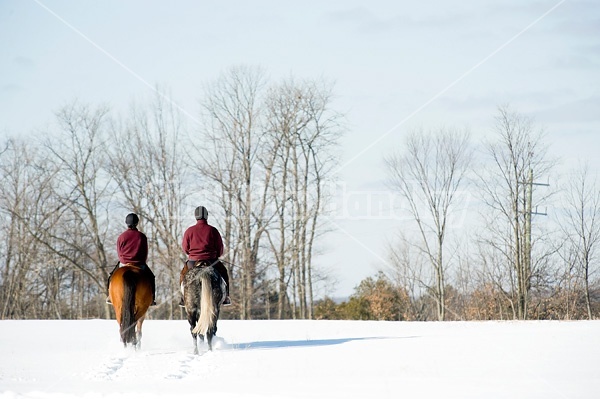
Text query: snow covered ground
0 319 598 399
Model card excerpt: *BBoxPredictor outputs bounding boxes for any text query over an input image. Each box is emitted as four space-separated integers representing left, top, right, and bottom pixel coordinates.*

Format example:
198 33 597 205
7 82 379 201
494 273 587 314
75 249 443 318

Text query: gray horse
182 265 226 354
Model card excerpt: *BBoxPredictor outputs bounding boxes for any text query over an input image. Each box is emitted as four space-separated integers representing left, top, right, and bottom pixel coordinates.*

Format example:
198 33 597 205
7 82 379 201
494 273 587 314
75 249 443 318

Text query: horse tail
120 270 137 345
192 272 216 336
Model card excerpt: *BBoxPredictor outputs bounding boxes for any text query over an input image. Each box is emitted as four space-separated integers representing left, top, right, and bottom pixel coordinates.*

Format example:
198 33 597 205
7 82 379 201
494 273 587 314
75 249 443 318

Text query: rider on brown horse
107 213 156 306
180 206 231 306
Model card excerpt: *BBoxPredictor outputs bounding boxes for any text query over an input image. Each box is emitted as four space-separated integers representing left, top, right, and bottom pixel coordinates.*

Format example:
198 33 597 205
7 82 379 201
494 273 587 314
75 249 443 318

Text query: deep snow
0 319 598 398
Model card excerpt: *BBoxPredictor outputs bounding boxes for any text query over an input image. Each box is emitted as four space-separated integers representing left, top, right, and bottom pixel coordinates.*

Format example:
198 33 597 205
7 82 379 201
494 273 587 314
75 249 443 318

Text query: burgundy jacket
182 219 224 261
117 228 148 266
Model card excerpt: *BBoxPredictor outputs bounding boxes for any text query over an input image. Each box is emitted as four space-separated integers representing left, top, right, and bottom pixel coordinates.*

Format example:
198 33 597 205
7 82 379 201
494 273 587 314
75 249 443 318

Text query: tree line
0 66 342 320
317 105 599 321
1 65 598 321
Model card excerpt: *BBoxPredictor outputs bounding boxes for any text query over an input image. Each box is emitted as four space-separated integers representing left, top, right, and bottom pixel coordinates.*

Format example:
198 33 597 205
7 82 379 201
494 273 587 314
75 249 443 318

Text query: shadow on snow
231 336 419 350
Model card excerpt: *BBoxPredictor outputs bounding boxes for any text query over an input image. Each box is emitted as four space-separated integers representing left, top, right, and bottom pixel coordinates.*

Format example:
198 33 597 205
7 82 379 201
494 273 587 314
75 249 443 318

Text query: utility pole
523 167 549 315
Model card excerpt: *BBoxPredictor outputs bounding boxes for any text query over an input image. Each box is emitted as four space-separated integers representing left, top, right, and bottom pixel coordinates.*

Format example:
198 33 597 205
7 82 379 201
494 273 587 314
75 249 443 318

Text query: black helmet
195 206 208 220
125 213 139 227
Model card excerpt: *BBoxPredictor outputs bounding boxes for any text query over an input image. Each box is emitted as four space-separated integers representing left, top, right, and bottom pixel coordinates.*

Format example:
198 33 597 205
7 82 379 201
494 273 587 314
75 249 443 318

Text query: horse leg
206 332 213 351
191 333 198 355
188 310 200 355
206 321 218 351
135 318 144 350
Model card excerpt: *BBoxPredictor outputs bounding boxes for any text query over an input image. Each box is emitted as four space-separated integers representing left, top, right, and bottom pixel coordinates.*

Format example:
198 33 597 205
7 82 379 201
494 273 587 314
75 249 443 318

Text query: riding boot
222 282 231 306
223 280 232 306
214 261 232 306
148 267 157 306
179 262 191 308
222 281 231 306
151 279 157 306
106 262 120 305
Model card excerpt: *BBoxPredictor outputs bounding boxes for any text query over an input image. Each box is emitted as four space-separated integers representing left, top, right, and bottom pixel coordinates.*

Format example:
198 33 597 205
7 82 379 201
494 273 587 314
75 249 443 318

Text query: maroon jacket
117 228 148 266
182 219 224 261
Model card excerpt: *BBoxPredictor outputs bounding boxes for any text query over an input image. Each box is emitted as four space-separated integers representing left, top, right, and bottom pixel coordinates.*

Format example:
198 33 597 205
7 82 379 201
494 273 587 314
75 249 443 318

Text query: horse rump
184 266 224 351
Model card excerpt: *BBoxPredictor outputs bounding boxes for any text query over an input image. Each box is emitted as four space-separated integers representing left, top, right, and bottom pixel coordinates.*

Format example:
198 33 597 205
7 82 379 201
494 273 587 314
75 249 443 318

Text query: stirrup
179 298 185 308
106 297 113 305
223 296 231 306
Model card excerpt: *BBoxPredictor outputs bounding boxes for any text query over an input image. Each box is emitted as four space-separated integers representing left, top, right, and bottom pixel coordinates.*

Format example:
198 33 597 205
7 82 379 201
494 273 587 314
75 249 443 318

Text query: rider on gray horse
179 206 231 306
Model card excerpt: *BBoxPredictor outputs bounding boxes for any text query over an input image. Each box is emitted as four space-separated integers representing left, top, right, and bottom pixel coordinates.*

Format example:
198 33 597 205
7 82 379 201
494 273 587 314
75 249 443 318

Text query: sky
0 319 599 398
1 1 600 297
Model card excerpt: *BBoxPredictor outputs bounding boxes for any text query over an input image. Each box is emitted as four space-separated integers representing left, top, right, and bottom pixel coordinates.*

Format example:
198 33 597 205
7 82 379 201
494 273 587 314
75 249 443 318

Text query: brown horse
108 265 153 349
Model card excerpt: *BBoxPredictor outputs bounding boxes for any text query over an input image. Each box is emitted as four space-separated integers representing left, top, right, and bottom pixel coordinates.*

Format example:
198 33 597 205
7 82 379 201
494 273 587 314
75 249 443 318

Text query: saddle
121 262 148 271
186 259 218 270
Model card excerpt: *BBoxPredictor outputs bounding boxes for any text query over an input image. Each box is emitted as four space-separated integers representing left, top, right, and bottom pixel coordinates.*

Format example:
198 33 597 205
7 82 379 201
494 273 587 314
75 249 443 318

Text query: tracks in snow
88 345 216 382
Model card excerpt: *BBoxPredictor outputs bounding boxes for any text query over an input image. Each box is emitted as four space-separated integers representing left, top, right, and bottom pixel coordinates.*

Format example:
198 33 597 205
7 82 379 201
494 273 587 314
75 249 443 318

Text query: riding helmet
195 206 208 220
125 213 139 227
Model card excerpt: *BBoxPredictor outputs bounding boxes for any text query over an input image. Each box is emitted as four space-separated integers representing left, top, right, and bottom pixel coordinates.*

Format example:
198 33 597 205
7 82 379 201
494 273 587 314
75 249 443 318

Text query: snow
0 319 598 399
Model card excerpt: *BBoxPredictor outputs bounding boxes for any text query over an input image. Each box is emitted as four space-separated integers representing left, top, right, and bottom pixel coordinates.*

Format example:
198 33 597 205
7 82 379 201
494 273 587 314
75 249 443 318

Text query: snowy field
0 319 598 399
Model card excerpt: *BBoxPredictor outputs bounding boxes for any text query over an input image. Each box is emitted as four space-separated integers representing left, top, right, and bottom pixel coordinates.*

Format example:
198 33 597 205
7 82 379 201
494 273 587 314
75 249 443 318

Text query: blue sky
1 0 599 296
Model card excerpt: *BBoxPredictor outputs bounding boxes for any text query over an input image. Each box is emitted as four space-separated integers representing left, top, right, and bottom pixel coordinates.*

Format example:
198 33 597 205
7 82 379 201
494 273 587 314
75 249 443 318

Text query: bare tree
0 139 60 318
386 127 471 321
263 80 304 318
478 105 554 319
43 103 113 318
473 239 518 319
560 164 600 319
386 234 428 320
264 77 341 319
0 103 113 319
